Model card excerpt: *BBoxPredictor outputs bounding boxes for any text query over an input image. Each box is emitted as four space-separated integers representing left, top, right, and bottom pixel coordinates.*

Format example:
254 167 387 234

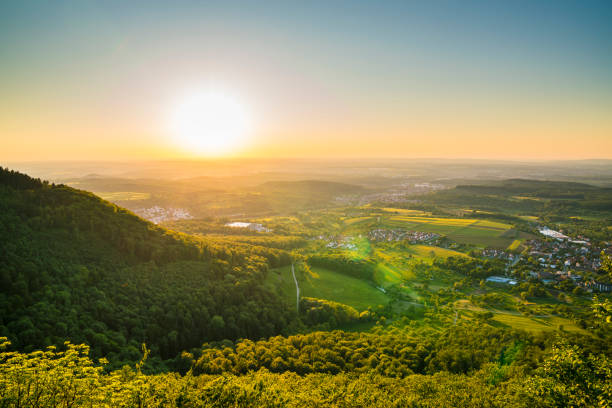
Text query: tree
601 251 612 280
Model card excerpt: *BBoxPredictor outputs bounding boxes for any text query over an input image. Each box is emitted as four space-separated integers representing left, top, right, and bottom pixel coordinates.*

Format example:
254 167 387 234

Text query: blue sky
1 0 611 159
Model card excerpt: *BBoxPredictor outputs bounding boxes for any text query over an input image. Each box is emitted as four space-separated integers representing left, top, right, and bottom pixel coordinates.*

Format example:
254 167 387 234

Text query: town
482 227 612 293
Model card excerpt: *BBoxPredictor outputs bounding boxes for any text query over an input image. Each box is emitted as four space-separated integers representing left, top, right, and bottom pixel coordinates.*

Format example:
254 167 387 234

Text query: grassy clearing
343 216 373 225
266 265 389 311
372 247 415 284
97 191 151 201
406 245 469 259
507 239 522 251
491 313 587 334
299 266 389 310
373 263 405 284
512 196 543 201
372 245 467 286
380 208 429 216
472 220 511 230
455 299 587 334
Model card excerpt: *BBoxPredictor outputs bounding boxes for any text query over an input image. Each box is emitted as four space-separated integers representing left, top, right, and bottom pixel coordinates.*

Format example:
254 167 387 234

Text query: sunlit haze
1 1 611 160
168 87 252 155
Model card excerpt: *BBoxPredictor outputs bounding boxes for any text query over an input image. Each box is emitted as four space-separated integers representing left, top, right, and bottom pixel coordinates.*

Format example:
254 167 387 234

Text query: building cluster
359 183 447 205
526 238 602 272
477 231 611 292
134 206 193 224
326 236 358 250
518 235 611 292
481 248 517 261
486 276 517 286
225 222 271 233
368 228 440 243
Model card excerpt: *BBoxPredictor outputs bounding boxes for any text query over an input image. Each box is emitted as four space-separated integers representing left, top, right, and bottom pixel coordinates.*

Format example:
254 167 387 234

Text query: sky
1 0 611 161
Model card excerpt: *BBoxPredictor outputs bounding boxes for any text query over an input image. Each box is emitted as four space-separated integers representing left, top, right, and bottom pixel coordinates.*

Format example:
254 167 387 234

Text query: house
486 276 517 285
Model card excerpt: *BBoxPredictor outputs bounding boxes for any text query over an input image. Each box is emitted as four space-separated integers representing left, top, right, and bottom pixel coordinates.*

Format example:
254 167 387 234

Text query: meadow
266 265 389 311
454 299 588 334
96 191 151 201
372 244 468 285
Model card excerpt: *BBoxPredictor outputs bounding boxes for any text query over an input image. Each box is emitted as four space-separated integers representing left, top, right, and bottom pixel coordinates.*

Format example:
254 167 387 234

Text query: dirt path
291 263 300 312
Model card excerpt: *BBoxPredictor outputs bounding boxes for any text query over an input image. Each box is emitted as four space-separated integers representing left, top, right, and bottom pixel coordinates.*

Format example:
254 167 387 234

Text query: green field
507 239 522 251
266 265 389 311
379 208 429 216
406 244 469 259
96 191 151 201
377 215 530 247
455 300 588 334
372 244 468 286
491 313 587 334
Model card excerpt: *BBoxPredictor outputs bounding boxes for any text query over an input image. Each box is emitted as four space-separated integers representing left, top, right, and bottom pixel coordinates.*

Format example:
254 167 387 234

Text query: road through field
291 263 300 312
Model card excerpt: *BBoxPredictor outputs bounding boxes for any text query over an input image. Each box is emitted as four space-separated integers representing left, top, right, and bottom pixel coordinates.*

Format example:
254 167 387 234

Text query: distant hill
258 179 366 194
0 167 293 370
251 180 367 213
421 178 612 215
455 178 602 195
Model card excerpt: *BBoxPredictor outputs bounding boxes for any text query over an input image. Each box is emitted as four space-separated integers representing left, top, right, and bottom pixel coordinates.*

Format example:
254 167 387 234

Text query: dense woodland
0 168 294 370
1 331 610 407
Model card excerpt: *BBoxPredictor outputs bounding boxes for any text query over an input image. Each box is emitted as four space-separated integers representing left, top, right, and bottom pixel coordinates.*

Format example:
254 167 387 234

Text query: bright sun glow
169 89 251 155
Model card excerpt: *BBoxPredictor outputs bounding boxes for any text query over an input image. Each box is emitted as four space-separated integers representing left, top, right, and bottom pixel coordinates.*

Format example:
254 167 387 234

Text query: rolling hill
0 167 293 370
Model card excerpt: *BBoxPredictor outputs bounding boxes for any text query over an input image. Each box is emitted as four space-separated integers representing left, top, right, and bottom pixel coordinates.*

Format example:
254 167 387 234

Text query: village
133 206 193 224
225 221 272 233
316 222 612 293
368 228 440 244
481 227 612 293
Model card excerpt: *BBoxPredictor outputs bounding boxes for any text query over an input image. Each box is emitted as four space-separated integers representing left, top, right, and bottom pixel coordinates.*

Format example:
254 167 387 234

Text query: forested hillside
420 179 612 215
0 168 294 370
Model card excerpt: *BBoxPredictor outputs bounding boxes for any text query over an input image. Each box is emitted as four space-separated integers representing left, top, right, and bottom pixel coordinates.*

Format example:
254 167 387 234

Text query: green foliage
3 335 610 407
308 254 376 281
299 297 360 327
522 341 612 407
0 168 293 368
192 324 532 378
434 256 505 279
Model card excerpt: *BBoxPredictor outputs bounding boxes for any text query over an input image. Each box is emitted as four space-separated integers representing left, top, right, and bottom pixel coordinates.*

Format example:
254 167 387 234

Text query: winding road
291 263 300 312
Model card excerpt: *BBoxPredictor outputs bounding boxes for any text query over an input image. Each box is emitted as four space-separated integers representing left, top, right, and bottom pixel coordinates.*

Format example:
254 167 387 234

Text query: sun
169 89 251 155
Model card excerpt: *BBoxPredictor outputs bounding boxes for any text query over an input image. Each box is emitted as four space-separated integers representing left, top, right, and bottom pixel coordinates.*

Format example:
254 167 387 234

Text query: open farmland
382 215 526 247
340 212 533 248
266 265 389 311
372 244 469 285
96 191 151 201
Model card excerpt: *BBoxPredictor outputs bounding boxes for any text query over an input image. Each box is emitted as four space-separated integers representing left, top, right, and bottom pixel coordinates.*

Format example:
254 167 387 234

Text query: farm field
266 265 389 311
372 244 468 285
454 300 588 334
405 244 469 259
379 208 430 216
507 239 522 251
491 313 587 334
378 215 530 247
96 191 151 201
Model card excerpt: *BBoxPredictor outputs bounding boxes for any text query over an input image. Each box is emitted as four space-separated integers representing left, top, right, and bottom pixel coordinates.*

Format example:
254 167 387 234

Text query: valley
1 163 611 406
